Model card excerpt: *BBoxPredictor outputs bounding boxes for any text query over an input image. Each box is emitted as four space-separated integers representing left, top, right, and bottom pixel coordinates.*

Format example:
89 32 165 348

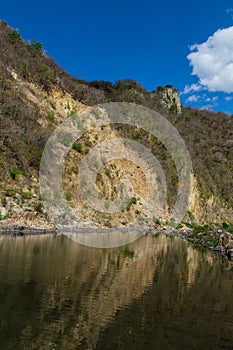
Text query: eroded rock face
160 87 182 114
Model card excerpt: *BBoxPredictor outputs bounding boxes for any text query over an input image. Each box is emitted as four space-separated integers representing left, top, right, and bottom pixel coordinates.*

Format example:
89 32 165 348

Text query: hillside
0 20 232 229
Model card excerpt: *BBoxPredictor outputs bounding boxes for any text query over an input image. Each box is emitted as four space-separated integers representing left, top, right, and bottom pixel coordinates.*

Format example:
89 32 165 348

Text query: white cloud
187 26 233 93
186 94 200 102
205 96 218 102
182 83 203 94
225 96 233 101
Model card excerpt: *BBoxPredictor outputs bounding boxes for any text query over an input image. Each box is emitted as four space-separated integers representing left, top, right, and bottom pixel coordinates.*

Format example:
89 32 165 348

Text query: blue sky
1 0 233 113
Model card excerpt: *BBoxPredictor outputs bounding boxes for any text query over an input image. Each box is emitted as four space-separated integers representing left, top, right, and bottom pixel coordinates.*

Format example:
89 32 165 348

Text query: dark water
0 233 233 350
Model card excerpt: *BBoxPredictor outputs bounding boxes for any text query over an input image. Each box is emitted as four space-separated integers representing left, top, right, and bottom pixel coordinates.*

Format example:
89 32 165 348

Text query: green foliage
176 223 183 229
169 104 177 112
10 30 21 43
27 39 43 52
222 222 229 229
156 86 165 92
5 189 16 197
72 142 83 153
105 167 111 177
37 64 51 75
182 222 193 229
126 196 137 211
64 191 72 201
222 223 233 234
9 167 24 180
153 217 161 225
46 112 55 124
0 213 8 221
192 224 209 234
85 139 92 147
22 191 33 199
189 111 197 118
187 211 195 221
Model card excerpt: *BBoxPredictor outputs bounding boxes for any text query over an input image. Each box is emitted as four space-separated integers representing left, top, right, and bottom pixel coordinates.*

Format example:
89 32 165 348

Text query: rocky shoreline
0 226 57 236
0 223 228 253
153 227 220 250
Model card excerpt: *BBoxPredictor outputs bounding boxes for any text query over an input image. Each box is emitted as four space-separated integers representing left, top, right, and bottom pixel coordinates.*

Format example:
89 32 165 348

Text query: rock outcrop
157 85 182 113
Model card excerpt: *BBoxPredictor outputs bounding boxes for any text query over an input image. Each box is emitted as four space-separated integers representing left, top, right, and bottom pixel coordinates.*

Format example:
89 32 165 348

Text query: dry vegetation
0 20 232 226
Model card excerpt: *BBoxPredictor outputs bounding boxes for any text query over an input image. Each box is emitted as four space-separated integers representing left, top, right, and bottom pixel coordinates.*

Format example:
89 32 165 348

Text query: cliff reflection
0 234 225 349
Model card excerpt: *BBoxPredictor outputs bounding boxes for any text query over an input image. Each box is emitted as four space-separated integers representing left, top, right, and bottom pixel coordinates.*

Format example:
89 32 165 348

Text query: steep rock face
187 175 233 225
160 86 182 113
0 74 87 228
0 21 233 228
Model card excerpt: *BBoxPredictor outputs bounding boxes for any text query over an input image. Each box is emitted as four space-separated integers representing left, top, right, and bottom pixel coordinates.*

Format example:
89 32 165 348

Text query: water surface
0 233 232 349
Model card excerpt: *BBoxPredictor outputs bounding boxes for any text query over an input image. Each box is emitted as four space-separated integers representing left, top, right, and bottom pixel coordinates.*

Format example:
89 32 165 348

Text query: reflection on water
0 234 232 349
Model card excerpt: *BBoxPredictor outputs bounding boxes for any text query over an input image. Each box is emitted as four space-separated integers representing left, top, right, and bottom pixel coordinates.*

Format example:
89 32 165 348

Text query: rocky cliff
0 21 232 229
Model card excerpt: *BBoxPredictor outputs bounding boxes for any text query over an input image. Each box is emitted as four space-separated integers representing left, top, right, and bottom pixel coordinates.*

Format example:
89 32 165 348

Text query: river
0 233 232 349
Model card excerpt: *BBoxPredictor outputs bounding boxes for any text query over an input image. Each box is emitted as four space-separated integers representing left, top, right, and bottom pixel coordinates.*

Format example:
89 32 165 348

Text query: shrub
154 217 161 225
187 211 195 221
5 189 16 197
169 104 177 112
222 222 229 229
182 222 193 229
34 202 43 213
105 167 111 177
22 191 33 199
85 139 92 147
10 30 21 43
156 86 165 92
115 79 142 91
176 223 183 229
72 142 83 153
0 213 8 221
126 196 137 211
64 191 72 201
192 224 209 234
27 39 43 52
46 112 55 124
9 167 22 180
